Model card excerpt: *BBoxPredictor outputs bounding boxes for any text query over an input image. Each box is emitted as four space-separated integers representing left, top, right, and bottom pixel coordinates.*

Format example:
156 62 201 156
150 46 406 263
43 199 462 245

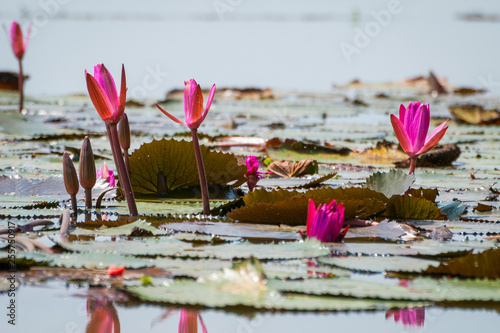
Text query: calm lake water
1 0 500 97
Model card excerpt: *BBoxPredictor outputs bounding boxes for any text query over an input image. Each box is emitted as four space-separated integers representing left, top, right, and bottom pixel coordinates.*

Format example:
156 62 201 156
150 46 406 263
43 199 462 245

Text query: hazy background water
1 0 500 98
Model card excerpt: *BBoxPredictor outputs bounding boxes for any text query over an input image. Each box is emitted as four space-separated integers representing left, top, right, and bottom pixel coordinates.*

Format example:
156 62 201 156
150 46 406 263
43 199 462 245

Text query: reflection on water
386 308 425 328
86 298 121 333
152 308 208 333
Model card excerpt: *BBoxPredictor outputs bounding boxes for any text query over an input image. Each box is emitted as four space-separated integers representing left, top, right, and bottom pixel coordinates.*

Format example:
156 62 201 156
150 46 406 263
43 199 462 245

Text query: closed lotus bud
79 136 96 189
63 152 79 195
118 113 130 150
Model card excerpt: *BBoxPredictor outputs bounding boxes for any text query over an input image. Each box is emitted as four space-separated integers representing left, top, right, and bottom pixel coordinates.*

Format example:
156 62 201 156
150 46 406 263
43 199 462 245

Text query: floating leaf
406 187 438 203
319 256 440 273
228 195 386 224
385 195 445 220
129 139 247 196
269 277 500 302
365 169 415 199
293 172 338 189
71 219 169 237
267 159 318 177
424 248 500 279
60 238 330 260
126 280 420 311
439 201 467 221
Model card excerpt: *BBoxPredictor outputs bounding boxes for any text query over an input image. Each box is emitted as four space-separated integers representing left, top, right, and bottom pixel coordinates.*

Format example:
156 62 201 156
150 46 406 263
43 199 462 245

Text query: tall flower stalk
85 64 138 216
7 21 30 113
390 102 448 174
156 79 216 215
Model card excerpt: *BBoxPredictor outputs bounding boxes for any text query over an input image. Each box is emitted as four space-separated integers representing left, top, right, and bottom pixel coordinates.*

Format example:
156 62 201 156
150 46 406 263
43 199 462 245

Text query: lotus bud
63 152 79 213
79 136 96 209
118 113 130 150
63 152 79 195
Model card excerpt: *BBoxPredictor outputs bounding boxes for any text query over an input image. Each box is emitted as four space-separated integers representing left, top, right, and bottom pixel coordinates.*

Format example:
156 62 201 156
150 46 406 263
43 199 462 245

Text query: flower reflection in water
154 308 207 333
386 307 425 327
86 298 121 333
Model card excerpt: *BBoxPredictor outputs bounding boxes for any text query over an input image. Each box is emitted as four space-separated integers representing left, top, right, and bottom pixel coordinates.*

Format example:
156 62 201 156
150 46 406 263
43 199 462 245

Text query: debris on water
394 143 461 168
448 104 500 125
428 226 453 241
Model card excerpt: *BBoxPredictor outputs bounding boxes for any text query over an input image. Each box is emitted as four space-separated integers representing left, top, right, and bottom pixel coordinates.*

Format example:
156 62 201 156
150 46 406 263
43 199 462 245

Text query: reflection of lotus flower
390 102 448 173
386 308 425 327
86 299 120 333
306 199 348 243
9 21 30 60
245 156 267 192
157 79 215 130
86 64 126 125
178 309 207 333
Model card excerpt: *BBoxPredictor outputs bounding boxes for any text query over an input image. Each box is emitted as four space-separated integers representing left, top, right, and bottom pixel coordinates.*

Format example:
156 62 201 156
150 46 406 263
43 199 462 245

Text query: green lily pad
424 248 500 279
71 219 168 236
129 139 247 196
365 169 415 199
60 238 330 260
269 277 500 302
318 256 440 273
385 195 445 220
126 280 422 311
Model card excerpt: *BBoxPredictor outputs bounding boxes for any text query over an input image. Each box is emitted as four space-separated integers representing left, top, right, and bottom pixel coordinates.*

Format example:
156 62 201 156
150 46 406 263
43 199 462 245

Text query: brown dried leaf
267 159 318 178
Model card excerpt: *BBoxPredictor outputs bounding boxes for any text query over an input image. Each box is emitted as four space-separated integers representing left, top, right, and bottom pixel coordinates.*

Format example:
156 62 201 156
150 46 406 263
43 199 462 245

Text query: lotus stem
70 193 77 214
409 157 417 174
106 123 138 216
191 128 210 215
18 58 24 113
84 188 92 210
123 148 130 176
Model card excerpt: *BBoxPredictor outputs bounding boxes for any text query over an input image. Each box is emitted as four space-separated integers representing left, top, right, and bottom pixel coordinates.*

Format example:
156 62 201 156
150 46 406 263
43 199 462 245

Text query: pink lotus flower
157 79 216 130
97 162 116 187
386 308 425 327
86 64 126 125
306 199 348 243
245 156 268 192
391 102 448 173
178 309 207 333
8 21 30 60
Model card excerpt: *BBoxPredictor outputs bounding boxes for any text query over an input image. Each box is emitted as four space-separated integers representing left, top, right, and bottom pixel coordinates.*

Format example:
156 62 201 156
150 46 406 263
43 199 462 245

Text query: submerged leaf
129 139 247 196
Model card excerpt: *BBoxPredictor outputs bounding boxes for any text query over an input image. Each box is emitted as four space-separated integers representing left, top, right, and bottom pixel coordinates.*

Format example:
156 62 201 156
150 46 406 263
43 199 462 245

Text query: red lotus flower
307 199 348 243
86 64 126 124
157 79 215 130
391 102 448 173
8 21 30 60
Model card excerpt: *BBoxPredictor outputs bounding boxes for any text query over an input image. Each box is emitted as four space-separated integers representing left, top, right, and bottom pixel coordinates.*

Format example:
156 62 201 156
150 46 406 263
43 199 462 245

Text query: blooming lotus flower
391 102 448 173
245 156 268 192
306 199 348 243
86 64 126 124
156 79 215 130
8 21 30 60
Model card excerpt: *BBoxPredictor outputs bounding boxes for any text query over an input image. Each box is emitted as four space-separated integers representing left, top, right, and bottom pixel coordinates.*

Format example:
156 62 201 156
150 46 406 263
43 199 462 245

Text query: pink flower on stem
306 199 348 243
86 64 126 125
8 21 30 60
7 21 31 113
156 79 216 215
245 156 268 192
157 79 216 130
85 64 137 215
390 102 448 174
